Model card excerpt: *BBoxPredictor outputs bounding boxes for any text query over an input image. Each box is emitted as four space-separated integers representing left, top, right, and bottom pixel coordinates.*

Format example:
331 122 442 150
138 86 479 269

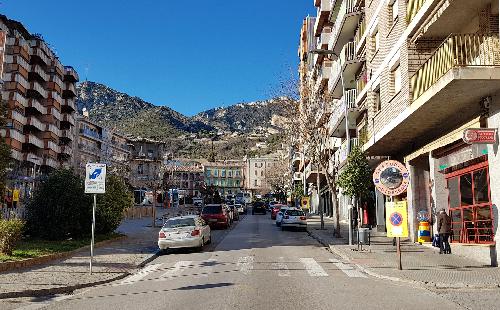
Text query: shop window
446 165 493 244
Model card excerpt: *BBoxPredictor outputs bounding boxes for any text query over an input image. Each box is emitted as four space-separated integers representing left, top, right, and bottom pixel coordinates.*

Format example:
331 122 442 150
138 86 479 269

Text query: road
10 210 466 309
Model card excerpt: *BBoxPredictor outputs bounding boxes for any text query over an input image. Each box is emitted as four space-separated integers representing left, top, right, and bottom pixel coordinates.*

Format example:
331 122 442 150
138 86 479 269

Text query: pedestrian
437 208 452 254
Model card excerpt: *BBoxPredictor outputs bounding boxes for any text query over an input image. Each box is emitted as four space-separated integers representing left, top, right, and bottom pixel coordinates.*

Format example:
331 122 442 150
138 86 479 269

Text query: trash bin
357 227 370 245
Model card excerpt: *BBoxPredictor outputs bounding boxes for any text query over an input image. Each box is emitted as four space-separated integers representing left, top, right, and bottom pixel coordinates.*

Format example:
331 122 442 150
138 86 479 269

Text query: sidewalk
307 215 500 288
0 209 166 299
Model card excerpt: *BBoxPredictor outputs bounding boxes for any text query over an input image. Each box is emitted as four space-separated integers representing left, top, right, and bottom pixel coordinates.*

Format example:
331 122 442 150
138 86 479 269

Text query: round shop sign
373 160 410 197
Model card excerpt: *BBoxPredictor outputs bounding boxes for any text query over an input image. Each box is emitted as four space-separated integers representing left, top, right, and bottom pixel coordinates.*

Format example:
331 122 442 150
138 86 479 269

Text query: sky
2 1 316 116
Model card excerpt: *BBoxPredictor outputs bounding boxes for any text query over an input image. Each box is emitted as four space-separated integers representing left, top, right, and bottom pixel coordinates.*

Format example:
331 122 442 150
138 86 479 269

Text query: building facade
204 160 244 196
129 138 166 189
163 160 204 198
75 115 130 178
0 15 77 202
299 0 500 265
245 155 280 195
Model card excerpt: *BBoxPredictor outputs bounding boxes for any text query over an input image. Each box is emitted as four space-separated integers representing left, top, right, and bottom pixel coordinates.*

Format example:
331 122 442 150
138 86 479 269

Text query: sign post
85 163 106 275
373 160 410 270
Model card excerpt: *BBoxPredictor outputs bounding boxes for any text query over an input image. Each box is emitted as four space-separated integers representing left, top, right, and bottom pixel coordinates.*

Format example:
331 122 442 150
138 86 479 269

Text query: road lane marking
116 263 162 286
329 258 367 278
237 256 254 275
272 257 290 277
196 258 217 278
299 258 328 277
157 260 193 280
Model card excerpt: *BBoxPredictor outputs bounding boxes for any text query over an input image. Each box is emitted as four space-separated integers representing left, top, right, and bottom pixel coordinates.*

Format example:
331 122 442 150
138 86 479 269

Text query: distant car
228 205 240 221
252 201 266 215
201 204 230 229
268 201 278 211
235 203 245 214
192 198 204 208
281 209 307 231
271 204 287 220
275 206 292 226
158 215 211 252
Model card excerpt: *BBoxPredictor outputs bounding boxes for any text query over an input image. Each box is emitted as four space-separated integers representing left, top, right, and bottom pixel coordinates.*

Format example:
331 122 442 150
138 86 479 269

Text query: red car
201 204 230 229
271 204 287 220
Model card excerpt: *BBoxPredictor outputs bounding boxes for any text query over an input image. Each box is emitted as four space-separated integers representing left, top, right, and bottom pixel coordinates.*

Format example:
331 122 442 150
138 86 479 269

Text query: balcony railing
10 110 27 125
64 83 76 95
51 107 62 120
411 33 500 101
31 64 49 81
46 123 62 137
356 67 368 96
329 0 359 51
64 66 79 82
9 92 28 108
46 140 61 153
354 16 366 54
61 129 74 141
30 81 48 98
4 129 25 143
63 114 75 126
340 41 356 65
63 99 76 111
48 91 63 104
407 0 427 24
27 117 45 131
80 128 102 141
25 134 44 149
338 138 359 166
30 47 50 66
28 99 47 114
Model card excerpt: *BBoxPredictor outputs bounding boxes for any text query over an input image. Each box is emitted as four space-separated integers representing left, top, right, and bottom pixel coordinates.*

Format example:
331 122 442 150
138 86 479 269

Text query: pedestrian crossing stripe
115 263 162 286
299 257 329 277
329 259 367 278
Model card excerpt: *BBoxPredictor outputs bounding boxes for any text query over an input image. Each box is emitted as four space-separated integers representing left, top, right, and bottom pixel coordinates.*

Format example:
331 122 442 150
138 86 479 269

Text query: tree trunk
324 173 341 238
316 163 324 230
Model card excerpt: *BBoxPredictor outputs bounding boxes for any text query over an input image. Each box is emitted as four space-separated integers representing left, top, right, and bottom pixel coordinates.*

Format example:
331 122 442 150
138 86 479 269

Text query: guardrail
411 33 500 101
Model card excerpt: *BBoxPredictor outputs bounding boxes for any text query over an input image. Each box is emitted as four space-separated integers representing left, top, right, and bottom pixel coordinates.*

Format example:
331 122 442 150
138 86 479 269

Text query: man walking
437 208 452 254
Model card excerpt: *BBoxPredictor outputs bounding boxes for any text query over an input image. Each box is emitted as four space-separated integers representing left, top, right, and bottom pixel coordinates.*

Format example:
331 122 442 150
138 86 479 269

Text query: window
374 85 381 112
261 170 264 177
228 170 232 177
221 169 226 177
147 150 153 158
392 64 401 94
373 30 380 52
137 164 144 175
389 0 398 23
214 170 218 177
205 169 211 177
446 164 493 244
255 170 258 176
254 180 258 186
235 170 240 177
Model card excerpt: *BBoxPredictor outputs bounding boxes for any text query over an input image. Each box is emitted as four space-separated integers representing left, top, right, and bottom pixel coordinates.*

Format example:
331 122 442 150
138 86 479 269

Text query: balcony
6 92 28 109
30 64 49 81
6 39 30 62
62 114 75 126
50 107 62 121
46 140 61 153
61 129 75 141
366 33 500 156
62 99 77 112
2 128 25 144
43 157 59 169
29 81 48 98
10 110 27 125
355 66 368 101
28 99 47 114
4 55 29 75
49 74 64 90
80 128 102 141
51 59 65 77
328 41 364 98
328 0 363 54
314 61 333 94
78 143 101 155
407 0 427 24
27 117 45 131
25 134 44 149
4 72 29 93
314 0 332 36
64 66 79 82
337 138 359 167
354 16 366 56
46 123 62 137
63 83 77 97
328 89 358 137
60 145 72 155
25 153 42 165
317 29 332 51
30 47 50 66
293 172 303 181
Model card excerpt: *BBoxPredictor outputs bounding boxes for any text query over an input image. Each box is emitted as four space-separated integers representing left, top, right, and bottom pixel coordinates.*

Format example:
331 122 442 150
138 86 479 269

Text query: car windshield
164 218 196 228
286 210 304 216
202 205 222 214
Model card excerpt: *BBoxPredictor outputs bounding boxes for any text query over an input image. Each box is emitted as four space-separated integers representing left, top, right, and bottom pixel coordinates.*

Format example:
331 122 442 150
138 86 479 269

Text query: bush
95 175 133 234
0 218 24 255
25 169 92 240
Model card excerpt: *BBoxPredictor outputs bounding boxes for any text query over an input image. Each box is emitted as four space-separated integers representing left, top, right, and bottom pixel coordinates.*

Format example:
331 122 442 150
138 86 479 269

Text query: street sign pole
90 194 96 274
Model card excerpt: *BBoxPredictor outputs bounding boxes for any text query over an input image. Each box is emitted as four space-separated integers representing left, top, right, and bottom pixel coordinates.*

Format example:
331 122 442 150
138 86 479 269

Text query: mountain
76 81 292 158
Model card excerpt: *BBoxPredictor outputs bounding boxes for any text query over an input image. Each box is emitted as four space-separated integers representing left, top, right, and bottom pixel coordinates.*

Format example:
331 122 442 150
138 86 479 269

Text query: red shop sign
463 128 497 144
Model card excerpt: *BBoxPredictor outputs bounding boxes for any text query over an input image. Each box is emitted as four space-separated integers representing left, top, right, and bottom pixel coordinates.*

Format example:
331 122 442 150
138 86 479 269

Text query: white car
275 206 292 227
235 203 245 214
158 215 211 252
281 209 307 231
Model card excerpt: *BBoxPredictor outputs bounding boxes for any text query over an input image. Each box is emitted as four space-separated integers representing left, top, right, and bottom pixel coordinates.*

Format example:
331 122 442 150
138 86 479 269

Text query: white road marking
329 258 367 278
299 257 328 277
157 260 193 280
237 256 254 275
116 263 162 286
196 258 216 278
272 257 290 277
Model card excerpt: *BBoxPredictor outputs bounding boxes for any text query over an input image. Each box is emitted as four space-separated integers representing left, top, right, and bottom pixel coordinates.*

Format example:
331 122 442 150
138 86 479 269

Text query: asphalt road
9 210 467 310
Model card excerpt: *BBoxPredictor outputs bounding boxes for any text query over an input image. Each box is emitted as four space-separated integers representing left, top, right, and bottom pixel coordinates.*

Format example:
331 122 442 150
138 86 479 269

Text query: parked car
235 203 246 214
275 206 292 226
201 204 230 229
281 209 307 231
252 201 266 215
158 215 211 252
228 205 240 221
268 201 278 211
271 204 287 220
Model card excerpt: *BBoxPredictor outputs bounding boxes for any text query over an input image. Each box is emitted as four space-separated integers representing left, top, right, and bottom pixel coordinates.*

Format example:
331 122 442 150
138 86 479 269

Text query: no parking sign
386 201 408 238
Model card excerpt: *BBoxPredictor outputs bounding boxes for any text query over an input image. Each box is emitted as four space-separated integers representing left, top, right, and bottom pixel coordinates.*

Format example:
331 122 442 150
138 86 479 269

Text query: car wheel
159 248 169 255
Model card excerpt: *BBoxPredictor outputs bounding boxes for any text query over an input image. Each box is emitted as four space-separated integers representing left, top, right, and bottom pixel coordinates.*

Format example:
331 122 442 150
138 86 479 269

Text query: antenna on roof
85 63 89 81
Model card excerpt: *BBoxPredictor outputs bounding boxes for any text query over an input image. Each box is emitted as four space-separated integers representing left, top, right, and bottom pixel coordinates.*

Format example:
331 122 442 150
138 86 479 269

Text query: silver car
158 215 211 251
281 209 307 231
275 207 292 227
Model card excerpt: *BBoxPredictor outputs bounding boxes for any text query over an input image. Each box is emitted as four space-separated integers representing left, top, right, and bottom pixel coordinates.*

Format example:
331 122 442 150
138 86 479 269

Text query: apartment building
163 160 204 198
129 138 166 189
75 115 131 178
300 0 500 265
0 15 77 200
245 155 281 195
204 160 244 196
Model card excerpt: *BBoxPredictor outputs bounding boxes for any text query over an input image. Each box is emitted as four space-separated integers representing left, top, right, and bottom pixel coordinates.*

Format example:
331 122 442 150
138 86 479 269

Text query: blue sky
2 1 315 116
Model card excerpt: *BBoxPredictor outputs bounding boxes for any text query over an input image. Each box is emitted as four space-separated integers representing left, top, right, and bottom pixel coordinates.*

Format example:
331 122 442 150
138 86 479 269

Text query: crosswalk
118 257 367 286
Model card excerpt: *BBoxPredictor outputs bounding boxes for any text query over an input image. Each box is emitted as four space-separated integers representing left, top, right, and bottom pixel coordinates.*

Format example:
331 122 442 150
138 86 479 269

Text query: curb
307 228 500 290
0 235 128 273
0 237 161 299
